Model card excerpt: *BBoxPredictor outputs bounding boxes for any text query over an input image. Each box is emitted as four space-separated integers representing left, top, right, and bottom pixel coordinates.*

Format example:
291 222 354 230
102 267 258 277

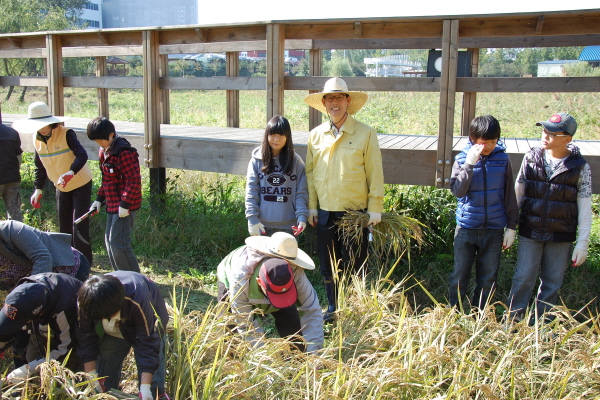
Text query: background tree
0 0 88 100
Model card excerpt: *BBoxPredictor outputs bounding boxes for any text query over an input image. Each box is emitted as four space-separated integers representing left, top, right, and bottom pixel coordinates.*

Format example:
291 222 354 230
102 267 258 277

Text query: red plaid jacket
96 136 142 213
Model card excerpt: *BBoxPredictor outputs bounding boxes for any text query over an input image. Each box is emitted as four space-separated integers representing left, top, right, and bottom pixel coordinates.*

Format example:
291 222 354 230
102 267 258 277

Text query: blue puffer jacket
455 140 509 229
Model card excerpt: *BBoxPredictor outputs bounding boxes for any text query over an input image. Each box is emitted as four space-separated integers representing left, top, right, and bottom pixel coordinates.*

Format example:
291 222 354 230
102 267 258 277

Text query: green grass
2 87 600 139
2 87 600 399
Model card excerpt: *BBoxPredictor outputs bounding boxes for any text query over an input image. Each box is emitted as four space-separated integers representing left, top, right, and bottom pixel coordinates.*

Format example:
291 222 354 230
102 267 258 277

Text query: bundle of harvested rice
335 210 425 260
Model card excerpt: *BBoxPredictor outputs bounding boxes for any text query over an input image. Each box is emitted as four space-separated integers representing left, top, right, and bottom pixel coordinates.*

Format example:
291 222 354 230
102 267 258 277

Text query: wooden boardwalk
5 113 600 192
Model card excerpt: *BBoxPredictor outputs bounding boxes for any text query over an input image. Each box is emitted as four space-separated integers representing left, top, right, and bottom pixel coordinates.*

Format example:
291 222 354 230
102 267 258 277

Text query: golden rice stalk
335 210 425 260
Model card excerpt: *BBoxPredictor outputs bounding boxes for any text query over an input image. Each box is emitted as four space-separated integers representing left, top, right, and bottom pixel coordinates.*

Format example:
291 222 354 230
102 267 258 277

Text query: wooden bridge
5 113 600 192
1 9 600 192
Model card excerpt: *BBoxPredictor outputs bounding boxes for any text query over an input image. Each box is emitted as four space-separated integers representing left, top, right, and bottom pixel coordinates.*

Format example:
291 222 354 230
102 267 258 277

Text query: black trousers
317 210 369 279
218 281 305 351
56 180 92 264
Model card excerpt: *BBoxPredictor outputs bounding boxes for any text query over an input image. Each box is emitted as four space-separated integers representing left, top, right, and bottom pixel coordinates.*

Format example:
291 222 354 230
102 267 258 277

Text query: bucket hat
304 77 368 115
245 232 314 270
536 112 577 136
257 258 298 309
12 102 67 133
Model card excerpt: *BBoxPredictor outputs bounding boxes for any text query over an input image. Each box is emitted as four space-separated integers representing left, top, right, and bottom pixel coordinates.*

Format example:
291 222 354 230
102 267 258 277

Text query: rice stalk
335 210 425 263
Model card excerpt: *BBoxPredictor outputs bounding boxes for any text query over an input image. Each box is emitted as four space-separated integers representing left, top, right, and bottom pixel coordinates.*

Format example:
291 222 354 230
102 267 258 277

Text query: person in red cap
217 232 323 352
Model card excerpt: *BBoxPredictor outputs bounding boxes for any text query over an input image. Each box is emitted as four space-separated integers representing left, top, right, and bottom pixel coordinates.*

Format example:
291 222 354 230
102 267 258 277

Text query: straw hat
12 102 66 133
245 232 315 270
304 77 368 115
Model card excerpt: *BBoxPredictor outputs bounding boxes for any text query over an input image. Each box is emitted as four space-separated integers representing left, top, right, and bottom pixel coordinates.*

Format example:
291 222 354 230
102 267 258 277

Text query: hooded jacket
519 144 586 242
217 245 323 352
0 273 82 370
245 147 308 229
96 135 142 213
452 140 517 230
77 271 168 375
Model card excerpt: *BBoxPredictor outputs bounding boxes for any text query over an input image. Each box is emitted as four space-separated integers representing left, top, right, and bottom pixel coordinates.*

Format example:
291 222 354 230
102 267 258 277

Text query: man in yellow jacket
304 77 384 322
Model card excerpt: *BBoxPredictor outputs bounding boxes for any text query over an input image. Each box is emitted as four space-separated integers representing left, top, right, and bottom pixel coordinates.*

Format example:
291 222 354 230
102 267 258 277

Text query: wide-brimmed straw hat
304 77 368 115
12 102 66 133
245 232 315 270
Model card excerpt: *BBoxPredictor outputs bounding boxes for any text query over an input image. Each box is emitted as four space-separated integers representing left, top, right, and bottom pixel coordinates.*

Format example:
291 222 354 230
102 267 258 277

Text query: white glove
139 383 153 400
572 248 588 267
292 221 306 236
248 222 265 236
5 364 29 384
57 170 74 188
118 206 129 218
90 201 102 215
502 229 516 249
367 212 382 226
86 369 103 393
308 209 318 227
30 189 43 209
465 144 484 165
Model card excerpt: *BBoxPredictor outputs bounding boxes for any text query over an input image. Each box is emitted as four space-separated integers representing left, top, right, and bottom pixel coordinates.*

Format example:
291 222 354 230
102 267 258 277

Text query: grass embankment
2 87 600 139
1 88 600 398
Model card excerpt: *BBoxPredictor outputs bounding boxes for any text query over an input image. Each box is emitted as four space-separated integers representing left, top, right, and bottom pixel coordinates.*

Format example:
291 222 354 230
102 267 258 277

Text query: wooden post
143 30 165 210
159 54 170 124
96 56 109 118
266 23 285 121
226 51 239 128
308 48 322 131
460 48 479 136
436 19 459 189
46 34 64 117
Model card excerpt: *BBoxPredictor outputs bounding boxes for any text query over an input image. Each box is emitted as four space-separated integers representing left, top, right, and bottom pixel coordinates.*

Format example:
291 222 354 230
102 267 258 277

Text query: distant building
579 46 600 68
79 0 102 29
537 60 579 77
101 0 197 28
364 55 423 77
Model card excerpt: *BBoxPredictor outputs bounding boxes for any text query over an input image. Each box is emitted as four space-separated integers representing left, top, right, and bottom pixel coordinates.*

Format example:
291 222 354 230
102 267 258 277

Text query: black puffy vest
519 146 586 242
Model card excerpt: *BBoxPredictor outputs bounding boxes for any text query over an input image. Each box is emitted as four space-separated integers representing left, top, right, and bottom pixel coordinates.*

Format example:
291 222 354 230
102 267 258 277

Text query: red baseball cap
257 258 297 309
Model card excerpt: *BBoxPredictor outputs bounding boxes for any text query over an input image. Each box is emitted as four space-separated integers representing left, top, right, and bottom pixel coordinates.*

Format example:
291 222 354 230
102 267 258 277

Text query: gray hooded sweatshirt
245 147 308 229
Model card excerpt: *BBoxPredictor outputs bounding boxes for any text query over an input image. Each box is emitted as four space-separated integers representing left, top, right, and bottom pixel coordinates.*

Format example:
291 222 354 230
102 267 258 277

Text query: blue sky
198 0 599 25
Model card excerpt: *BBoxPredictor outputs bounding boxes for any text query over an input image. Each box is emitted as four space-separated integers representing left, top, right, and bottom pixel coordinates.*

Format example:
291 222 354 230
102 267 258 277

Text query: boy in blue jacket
449 115 519 311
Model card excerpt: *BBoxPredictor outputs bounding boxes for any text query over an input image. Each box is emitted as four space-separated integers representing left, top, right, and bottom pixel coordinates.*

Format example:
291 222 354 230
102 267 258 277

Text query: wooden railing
1 9 600 194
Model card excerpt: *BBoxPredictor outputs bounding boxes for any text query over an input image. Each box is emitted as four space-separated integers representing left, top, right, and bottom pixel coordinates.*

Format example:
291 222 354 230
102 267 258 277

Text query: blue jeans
449 226 504 309
507 236 572 320
105 211 140 272
97 333 167 397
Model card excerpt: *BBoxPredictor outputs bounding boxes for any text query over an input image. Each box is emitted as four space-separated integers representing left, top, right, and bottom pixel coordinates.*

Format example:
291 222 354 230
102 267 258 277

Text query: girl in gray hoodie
245 115 308 236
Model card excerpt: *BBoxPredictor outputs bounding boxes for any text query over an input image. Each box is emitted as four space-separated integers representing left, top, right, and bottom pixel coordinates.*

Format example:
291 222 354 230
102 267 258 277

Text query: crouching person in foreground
217 232 324 352
77 271 169 400
0 273 82 384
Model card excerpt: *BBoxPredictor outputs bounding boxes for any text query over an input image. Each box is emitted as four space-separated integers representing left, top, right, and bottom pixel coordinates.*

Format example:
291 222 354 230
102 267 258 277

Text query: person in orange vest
12 102 94 265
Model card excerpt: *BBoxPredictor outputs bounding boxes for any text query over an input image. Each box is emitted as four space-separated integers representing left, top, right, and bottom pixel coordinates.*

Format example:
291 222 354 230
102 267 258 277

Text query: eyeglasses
542 129 570 138
323 94 348 102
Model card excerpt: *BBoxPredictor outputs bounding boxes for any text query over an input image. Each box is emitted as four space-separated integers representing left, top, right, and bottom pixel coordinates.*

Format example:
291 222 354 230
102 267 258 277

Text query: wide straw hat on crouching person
303 77 369 115
12 102 67 134
245 232 315 270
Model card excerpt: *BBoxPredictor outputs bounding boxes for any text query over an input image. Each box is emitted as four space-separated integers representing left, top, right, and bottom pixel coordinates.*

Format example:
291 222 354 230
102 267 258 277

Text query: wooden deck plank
5 114 600 192
385 135 417 149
